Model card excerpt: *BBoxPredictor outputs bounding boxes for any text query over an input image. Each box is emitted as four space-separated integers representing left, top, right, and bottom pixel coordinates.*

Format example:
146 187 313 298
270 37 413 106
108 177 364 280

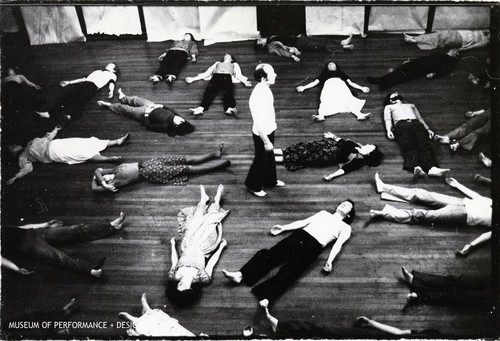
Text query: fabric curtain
82 6 142 36
305 6 364 35
433 6 490 30
143 6 201 42
369 6 428 32
21 6 85 45
0 7 19 33
199 7 259 45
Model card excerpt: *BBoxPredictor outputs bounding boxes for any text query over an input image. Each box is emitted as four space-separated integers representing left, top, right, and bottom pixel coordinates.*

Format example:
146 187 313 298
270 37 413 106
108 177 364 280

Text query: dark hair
383 92 404 106
166 280 203 307
254 38 267 50
323 61 342 72
337 199 356 224
1 66 18 78
254 67 268 82
362 146 384 167
172 119 195 136
185 32 196 42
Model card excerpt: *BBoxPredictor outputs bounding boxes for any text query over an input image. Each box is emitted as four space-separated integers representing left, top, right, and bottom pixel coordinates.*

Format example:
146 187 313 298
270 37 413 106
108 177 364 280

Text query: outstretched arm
6 153 33 185
346 79 370 93
271 213 317 235
2 257 35 275
355 316 411 336
19 75 41 89
108 82 115 99
45 125 62 141
296 79 320 92
185 63 217 83
323 225 351 273
233 63 252 87
383 107 395 140
204 240 227 277
59 78 86 87
412 104 434 138
446 177 490 203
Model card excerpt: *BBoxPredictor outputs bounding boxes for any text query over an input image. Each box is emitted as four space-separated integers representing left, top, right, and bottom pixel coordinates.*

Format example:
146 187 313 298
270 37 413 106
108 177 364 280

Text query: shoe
225 107 237 116
248 188 267 197
275 180 285 187
190 107 204 116
312 115 325 122
149 75 161 83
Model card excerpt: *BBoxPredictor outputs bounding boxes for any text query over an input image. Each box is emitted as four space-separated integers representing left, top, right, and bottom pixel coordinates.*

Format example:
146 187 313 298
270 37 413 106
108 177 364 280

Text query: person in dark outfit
36 63 119 121
367 49 460 88
97 89 194 136
223 200 354 305
401 266 490 309
383 92 449 177
1 67 44 117
1 213 125 278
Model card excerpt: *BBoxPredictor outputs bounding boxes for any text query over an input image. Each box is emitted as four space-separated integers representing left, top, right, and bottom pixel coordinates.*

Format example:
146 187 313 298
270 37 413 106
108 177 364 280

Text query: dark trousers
245 132 277 192
411 271 489 308
297 36 338 52
200 74 235 111
155 50 188 79
240 230 324 302
368 63 421 88
20 223 115 275
42 82 98 121
446 112 490 150
394 120 437 172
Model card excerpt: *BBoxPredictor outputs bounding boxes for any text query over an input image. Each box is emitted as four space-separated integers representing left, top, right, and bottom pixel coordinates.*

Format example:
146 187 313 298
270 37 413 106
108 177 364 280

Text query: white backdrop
82 6 142 36
433 6 490 30
199 7 259 45
21 6 85 45
143 6 201 42
369 6 428 32
306 7 364 35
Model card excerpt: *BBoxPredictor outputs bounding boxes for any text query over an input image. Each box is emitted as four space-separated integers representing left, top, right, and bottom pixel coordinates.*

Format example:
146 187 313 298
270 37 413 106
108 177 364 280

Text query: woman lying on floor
186 53 252 116
273 132 383 180
296 61 371 122
91 143 230 192
98 88 194 136
7 126 129 185
167 185 228 305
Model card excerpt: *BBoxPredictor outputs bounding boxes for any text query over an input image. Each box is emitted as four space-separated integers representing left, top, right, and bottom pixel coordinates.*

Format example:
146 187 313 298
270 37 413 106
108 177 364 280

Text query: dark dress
282 138 358 171
1 81 45 116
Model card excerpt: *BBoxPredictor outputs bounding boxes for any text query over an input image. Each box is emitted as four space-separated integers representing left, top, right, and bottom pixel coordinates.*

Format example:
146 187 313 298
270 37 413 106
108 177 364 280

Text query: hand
18 268 35 276
387 131 395 140
289 47 301 56
6 177 16 185
34 85 41 90
55 125 62 130
292 55 301 62
361 86 370 94
264 141 274 151
270 225 284 236
445 177 458 187
323 132 335 139
323 174 333 181
244 81 252 88
47 220 64 228
428 130 435 139
296 86 305 93
426 73 436 79
102 182 118 192
322 262 333 273
108 91 113 99
185 77 194 84
59 81 70 87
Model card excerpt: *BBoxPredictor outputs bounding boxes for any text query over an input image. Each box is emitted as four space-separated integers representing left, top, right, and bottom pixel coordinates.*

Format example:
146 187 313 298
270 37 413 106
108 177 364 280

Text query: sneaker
248 188 267 197
190 107 204 116
275 180 285 187
225 107 237 116
149 75 161 83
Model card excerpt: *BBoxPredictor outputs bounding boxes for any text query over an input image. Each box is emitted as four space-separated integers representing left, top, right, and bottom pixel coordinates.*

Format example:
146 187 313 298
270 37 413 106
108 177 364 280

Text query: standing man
245 63 285 197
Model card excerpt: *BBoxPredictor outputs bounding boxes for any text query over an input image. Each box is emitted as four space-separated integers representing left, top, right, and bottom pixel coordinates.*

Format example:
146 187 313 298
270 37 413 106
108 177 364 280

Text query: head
184 33 196 42
172 116 195 136
384 92 403 106
335 200 356 224
255 37 268 49
105 63 119 74
166 278 203 307
447 48 460 58
8 144 24 155
358 145 384 167
2 67 17 78
222 53 235 63
326 62 338 71
254 63 276 85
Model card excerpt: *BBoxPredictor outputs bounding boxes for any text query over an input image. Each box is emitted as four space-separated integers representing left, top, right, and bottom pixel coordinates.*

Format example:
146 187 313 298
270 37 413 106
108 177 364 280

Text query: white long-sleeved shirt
249 82 277 136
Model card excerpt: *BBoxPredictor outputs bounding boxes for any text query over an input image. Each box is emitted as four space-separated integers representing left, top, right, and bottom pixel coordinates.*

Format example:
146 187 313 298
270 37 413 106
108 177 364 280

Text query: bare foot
222 270 242 284
403 33 416 43
110 212 126 230
199 185 209 203
374 173 385 193
215 142 225 158
97 100 111 107
428 167 450 177
190 106 204 116
62 298 77 315
340 34 353 46
90 269 103 278
357 113 371 121
433 135 450 144
413 166 426 178
401 266 413 284
118 88 126 100
117 133 130 146
479 152 491 168
449 142 459 152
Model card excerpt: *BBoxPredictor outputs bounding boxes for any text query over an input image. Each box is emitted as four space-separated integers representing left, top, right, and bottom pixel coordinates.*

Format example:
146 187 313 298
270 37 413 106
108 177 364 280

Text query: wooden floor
1 33 497 338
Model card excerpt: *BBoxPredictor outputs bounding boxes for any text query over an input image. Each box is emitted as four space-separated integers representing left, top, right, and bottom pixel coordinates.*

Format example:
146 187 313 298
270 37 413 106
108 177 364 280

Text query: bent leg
42 223 115 245
120 95 155 107
384 185 462 208
30 239 92 275
109 103 147 121
457 123 490 151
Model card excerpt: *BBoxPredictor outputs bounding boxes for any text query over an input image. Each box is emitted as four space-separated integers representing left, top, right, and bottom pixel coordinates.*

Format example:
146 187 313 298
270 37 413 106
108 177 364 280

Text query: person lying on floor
255 34 354 62
223 200 353 306
434 109 490 152
36 63 119 121
367 49 460 88
1 213 125 278
296 61 371 121
400 266 490 310
91 143 230 192
273 132 383 180
186 53 252 116
6 125 129 185
1 66 44 117
383 92 449 178
370 173 491 229
98 88 194 136
403 30 490 51
167 185 228 305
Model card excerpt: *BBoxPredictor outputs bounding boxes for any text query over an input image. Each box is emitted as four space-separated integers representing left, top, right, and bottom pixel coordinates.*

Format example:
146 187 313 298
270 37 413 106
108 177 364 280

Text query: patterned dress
138 156 189 185
282 138 358 172
168 199 229 285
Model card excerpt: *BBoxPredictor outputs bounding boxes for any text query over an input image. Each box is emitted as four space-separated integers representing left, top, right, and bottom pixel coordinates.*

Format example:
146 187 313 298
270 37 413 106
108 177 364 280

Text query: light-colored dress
125 309 195 337
414 30 489 50
169 200 229 284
